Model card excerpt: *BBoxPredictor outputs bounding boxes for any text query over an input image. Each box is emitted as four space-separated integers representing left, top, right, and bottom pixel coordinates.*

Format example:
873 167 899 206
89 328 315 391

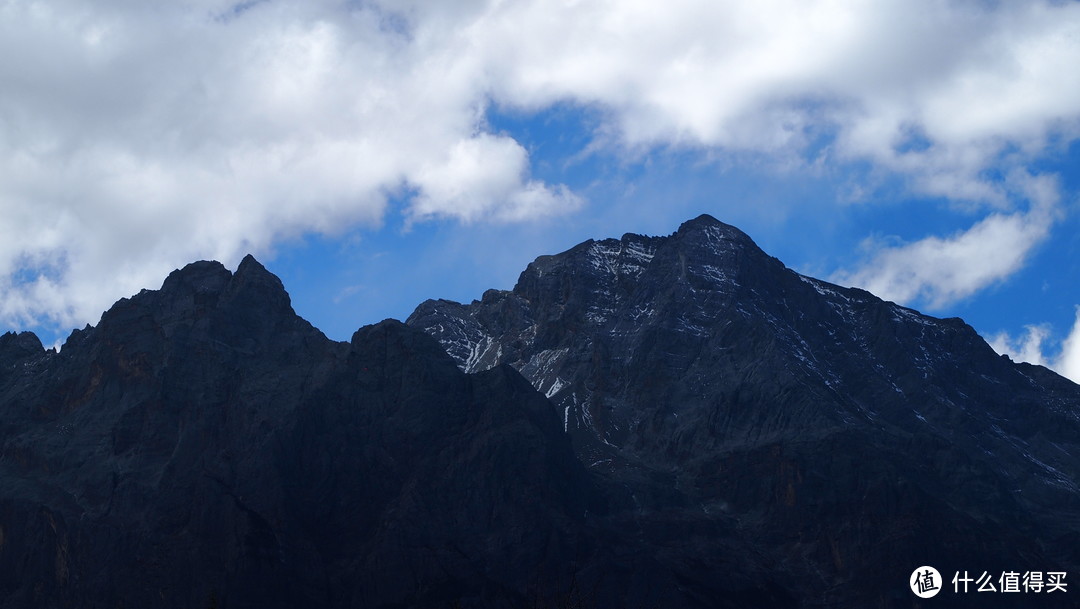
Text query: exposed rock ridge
408 214 1080 608
0 259 614 609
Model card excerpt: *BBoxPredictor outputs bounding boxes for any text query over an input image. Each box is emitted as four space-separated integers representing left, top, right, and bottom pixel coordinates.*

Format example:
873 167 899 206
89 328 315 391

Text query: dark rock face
3 216 1079 608
409 214 1080 608
0 256 603 608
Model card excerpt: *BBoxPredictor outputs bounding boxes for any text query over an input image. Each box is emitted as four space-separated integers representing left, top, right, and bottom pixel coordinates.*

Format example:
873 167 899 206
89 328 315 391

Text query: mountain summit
0 259 597 609
409 214 1080 607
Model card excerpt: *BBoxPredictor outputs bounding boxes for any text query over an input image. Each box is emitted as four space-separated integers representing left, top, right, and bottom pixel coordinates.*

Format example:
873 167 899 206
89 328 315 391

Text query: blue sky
2 0 1080 379
272 124 1080 348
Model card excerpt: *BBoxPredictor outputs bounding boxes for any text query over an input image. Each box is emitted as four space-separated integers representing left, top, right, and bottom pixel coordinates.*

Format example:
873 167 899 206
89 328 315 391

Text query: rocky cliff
409 214 1080 608
0 257 604 608
1 216 1077 608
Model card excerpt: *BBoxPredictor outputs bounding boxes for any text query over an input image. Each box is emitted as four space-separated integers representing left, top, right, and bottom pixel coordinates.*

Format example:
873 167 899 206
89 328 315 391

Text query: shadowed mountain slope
409 214 1080 608
1 216 1077 608
0 256 610 609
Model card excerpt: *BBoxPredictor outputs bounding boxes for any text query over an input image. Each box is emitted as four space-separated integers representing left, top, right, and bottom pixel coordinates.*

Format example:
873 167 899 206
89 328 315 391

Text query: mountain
0 256 604 608
1 217 1077 608
408 214 1080 607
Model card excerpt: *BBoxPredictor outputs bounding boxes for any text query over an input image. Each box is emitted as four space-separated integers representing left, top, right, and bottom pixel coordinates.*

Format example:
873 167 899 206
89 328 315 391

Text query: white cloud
1056 308 1080 383
987 308 1080 384
0 0 573 330
409 134 582 223
830 208 1052 308
452 0 1080 309
828 168 1061 309
987 325 1050 368
467 1 1080 173
2 0 1080 332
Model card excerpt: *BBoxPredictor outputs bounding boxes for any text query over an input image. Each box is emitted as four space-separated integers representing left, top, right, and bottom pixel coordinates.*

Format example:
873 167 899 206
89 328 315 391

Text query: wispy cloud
988 308 1080 384
1 0 1079 333
830 170 1061 309
831 210 1051 308
987 325 1050 369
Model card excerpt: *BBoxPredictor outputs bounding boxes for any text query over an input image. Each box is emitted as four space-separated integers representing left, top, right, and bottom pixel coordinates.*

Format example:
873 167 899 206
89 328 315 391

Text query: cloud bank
2 0 1080 331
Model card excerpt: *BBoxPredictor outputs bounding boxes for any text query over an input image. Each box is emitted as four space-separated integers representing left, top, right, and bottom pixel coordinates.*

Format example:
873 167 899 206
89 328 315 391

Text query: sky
2 0 1080 380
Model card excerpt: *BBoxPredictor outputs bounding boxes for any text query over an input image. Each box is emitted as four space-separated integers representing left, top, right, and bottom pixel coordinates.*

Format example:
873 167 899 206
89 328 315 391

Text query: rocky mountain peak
1 221 1078 608
152 255 289 306
673 212 750 242
0 331 45 360
159 259 232 295
0 259 605 609
0 331 48 385
231 254 290 301
408 215 1080 607
669 212 765 261
54 255 317 369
